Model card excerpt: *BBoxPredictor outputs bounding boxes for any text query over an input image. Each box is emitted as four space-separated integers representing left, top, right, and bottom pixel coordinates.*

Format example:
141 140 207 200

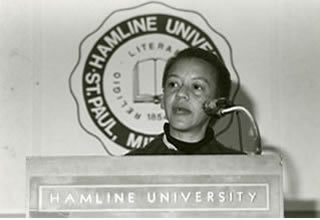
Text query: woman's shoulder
125 134 167 155
197 138 246 155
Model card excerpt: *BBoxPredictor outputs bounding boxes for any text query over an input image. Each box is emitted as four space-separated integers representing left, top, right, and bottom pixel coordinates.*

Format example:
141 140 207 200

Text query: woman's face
162 57 218 140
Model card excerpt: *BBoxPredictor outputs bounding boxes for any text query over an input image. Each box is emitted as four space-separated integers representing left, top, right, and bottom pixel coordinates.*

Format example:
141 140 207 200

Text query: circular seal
71 2 235 156
83 14 221 151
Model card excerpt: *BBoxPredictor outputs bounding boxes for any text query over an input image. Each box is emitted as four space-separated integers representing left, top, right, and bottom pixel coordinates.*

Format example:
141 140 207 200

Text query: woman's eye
167 81 178 88
193 84 203 91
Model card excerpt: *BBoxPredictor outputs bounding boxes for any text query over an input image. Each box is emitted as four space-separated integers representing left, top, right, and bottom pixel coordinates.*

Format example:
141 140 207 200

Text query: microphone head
203 98 233 117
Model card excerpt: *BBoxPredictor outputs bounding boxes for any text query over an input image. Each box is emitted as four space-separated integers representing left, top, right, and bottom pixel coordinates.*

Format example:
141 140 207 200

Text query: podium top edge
26 154 282 176
26 154 281 160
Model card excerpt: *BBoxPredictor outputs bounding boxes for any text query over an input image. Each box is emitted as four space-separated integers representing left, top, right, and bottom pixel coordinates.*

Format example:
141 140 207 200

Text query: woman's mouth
173 106 191 114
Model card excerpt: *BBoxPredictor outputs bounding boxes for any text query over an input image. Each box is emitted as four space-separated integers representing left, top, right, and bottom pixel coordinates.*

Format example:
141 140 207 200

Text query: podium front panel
26 155 283 217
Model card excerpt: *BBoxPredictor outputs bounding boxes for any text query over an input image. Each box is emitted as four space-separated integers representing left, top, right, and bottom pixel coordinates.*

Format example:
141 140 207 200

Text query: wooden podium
26 155 283 217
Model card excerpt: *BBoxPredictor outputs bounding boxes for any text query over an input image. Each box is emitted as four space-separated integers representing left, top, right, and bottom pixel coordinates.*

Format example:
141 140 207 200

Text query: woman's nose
176 85 189 100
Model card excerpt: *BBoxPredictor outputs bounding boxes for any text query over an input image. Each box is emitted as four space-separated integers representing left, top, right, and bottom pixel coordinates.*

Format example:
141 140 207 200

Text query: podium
26 155 283 217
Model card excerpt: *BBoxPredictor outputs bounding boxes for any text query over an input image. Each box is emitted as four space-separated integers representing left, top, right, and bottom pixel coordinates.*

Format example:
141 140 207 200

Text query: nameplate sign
26 155 283 217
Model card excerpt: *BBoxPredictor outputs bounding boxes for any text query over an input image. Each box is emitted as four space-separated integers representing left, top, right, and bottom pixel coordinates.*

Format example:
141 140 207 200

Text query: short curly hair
162 47 231 99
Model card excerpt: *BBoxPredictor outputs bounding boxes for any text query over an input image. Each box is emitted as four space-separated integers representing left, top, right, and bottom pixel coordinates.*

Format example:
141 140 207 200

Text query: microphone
203 98 262 155
203 98 233 118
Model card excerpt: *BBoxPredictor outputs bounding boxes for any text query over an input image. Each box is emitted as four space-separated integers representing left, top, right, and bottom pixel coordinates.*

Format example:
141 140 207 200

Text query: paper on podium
26 155 283 217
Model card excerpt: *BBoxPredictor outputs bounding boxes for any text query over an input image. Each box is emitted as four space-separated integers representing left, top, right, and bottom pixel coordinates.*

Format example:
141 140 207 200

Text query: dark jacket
127 124 244 155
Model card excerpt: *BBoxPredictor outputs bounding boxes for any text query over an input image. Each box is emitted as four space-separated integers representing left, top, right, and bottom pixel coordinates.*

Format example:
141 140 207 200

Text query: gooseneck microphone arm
203 99 262 155
219 106 262 155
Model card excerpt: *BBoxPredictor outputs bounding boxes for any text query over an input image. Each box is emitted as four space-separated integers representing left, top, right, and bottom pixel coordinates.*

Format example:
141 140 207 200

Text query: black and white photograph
1 0 320 217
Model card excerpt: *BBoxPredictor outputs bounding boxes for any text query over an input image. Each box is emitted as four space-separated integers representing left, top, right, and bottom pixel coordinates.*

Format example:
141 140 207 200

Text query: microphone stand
220 106 262 155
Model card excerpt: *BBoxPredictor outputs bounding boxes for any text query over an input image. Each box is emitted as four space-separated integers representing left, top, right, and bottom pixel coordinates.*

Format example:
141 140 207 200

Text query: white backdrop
1 0 320 214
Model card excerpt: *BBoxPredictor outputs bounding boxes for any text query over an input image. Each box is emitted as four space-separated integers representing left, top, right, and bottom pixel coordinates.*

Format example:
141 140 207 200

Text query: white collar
162 133 178 151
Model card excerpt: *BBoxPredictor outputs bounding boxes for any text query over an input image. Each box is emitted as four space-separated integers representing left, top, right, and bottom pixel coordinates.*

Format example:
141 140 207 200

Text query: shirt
127 123 244 155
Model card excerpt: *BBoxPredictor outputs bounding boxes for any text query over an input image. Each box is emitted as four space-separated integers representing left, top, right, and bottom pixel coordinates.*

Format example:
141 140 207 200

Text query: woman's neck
163 123 214 153
168 125 208 143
